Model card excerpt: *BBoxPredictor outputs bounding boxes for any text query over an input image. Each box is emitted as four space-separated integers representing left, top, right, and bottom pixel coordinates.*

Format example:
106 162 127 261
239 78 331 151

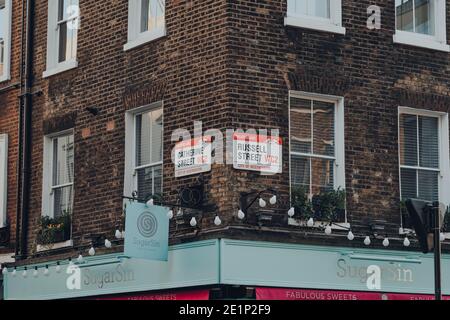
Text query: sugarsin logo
137 211 158 238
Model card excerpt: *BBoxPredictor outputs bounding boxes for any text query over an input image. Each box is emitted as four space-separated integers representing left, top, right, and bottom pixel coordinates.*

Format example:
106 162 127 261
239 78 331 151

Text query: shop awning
256 287 450 301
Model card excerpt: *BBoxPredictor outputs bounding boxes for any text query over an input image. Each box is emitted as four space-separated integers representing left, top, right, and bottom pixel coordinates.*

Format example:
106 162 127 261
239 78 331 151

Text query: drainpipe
15 0 34 260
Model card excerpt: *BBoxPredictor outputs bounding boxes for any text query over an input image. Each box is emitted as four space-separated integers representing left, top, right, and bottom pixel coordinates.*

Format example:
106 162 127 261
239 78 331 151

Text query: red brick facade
2 0 450 265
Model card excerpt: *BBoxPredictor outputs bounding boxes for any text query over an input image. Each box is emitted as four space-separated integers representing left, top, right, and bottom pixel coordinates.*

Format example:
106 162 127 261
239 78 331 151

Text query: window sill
288 217 350 230
36 240 73 253
393 32 450 52
284 16 346 35
43 60 79 78
124 28 166 51
0 73 11 83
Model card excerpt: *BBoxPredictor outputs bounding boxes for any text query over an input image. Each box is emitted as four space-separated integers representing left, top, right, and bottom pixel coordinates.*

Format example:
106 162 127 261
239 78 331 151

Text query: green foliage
291 186 313 219
37 212 71 245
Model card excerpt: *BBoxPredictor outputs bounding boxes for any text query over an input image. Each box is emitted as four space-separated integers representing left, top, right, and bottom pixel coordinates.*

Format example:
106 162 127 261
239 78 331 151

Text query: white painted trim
288 91 347 223
0 253 14 264
36 240 73 253
125 0 166 51
288 218 350 230
285 0 345 35
284 16 346 35
393 1 449 53
44 0 79 78
43 60 78 78
124 28 166 51
41 130 74 219
0 0 12 82
398 107 450 211
393 32 450 52
123 101 164 199
0 134 8 228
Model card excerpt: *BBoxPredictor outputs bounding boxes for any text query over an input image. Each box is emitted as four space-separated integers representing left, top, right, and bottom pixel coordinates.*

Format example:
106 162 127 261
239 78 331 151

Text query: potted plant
291 186 314 220
311 188 346 222
37 212 72 245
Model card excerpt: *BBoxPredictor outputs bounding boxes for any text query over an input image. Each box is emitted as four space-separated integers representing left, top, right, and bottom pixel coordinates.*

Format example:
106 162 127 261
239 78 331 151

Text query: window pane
313 101 335 157
58 22 67 63
289 0 330 18
141 0 165 33
396 0 414 32
415 0 434 35
399 114 418 166
52 134 74 186
290 98 312 154
418 170 439 202
136 164 163 199
310 157 334 195
291 155 310 190
0 0 6 77
401 168 417 200
58 0 78 63
419 116 439 168
53 185 73 218
136 108 163 167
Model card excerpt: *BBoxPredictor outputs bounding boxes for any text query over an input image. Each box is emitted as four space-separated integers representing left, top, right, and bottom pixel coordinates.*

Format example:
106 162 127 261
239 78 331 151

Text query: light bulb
270 195 277 205
115 229 122 239
440 233 446 242
55 263 61 273
44 266 50 276
33 268 39 278
167 210 174 220
307 217 314 227
22 269 27 278
190 217 197 227
146 198 154 206
89 247 96 256
403 237 411 247
214 216 222 226
105 239 112 248
12 268 17 277
288 207 295 217
177 209 183 216
383 238 390 247
347 231 355 241
325 225 332 235
2 267 8 275
259 198 267 208
121 230 125 239
77 254 84 263
237 210 245 220
364 236 371 246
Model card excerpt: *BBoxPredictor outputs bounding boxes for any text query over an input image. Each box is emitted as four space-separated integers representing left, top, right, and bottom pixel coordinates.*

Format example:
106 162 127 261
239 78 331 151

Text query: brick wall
10 0 450 263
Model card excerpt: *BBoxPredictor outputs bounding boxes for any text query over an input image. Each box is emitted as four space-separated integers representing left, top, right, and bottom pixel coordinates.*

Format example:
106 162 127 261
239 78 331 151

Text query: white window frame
124 0 166 51
0 0 12 82
43 0 79 78
398 107 450 229
284 0 346 35
394 0 450 52
0 134 8 228
288 91 347 225
124 102 164 199
41 129 75 219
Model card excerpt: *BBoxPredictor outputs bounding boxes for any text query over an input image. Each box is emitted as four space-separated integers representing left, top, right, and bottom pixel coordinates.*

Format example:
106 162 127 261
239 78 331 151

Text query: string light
288 207 295 217
55 262 61 273
383 238 390 247
440 233 446 242
105 239 112 248
12 267 17 277
259 198 267 208
269 195 277 205
190 217 197 227
121 230 125 239
325 225 332 235
115 229 122 239
146 198 154 206
237 210 245 220
364 236 371 246
88 247 96 256
44 265 50 276
214 216 222 226
307 217 314 227
77 254 84 263
2 267 7 275
347 231 355 241
167 210 174 220
403 237 411 247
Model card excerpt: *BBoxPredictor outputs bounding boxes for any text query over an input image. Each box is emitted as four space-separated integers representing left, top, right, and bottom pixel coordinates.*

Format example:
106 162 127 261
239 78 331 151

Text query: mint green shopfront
3 239 450 300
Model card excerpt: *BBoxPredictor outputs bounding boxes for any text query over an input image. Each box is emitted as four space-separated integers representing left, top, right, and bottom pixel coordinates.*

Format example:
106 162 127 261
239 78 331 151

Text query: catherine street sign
124 202 169 261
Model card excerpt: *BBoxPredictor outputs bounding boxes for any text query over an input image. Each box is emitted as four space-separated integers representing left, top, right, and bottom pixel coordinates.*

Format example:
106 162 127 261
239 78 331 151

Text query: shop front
4 239 450 300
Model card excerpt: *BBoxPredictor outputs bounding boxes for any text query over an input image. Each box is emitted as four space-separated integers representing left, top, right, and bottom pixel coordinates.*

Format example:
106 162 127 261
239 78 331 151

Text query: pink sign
256 287 450 301
95 289 210 301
